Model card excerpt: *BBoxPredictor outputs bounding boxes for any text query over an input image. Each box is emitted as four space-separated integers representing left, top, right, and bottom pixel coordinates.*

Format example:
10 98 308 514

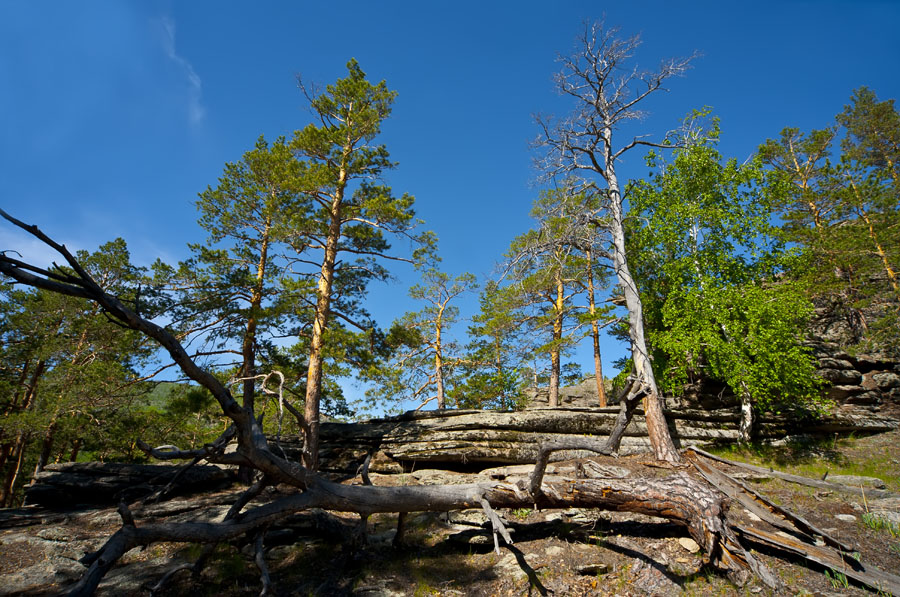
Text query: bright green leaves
658 283 822 413
0 240 161 504
630 124 821 427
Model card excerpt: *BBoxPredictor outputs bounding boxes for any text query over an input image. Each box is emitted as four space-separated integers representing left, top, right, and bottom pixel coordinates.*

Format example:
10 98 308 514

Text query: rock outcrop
24 462 235 508
302 406 897 476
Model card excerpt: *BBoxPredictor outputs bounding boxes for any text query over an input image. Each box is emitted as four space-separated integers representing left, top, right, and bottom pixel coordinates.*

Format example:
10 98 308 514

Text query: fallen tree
0 214 789 595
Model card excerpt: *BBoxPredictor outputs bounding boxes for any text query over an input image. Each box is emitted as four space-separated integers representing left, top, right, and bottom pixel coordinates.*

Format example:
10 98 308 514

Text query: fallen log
687 451 854 553
734 525 900 595
67 466 778 596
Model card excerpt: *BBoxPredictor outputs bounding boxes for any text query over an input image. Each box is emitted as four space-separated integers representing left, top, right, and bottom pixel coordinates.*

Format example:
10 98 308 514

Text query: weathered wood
734 524 900 596
689 453 855 553
66 471 776 596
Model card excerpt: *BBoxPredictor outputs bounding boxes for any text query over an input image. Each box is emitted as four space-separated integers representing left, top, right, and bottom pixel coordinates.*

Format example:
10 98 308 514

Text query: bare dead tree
535 22 698 462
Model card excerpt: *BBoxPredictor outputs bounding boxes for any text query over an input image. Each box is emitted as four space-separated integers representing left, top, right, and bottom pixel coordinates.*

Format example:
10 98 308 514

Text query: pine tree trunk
548 273 564 408
548 349 560 407
0 432 29 507
0 359 45 474
434 315 446 410
32 419 58 477
241 219 272 415
69 438 82 463
586 248 607 406
3 358 32 416
849 180 900 299
303 154 348 470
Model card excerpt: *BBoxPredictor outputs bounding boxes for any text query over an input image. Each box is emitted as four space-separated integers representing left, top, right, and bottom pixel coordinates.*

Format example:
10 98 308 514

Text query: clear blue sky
2 1 898 403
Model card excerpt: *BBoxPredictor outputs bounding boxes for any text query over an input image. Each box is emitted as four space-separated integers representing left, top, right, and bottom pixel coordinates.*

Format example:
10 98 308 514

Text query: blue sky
2 1 899 404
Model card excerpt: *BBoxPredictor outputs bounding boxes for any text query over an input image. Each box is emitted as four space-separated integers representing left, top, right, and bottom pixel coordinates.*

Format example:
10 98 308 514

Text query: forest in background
1 49 898 506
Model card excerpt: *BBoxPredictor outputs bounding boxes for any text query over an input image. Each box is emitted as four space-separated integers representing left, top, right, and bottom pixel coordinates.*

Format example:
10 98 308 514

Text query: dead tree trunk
67 468 772 596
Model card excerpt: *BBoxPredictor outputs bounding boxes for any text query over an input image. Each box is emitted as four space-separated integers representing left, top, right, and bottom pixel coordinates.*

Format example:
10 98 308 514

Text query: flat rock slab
826 474 887 489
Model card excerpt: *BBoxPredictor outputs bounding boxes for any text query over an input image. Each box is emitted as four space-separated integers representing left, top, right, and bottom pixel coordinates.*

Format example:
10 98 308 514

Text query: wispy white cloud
0 226 70 269
158 16 205 125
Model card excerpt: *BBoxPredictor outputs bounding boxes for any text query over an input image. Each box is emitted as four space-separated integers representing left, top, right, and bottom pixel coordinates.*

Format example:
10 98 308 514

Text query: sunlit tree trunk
548 271 564 407
848 179 900 298
434 306 446 409
303 148 348 470
586 247 607 406
606 154 679 462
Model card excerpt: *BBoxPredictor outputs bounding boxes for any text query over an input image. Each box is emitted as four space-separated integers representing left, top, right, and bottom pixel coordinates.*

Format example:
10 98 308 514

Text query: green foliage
0 240 161 504
364 265 477 413
861 512 900 538
760 87 899 355
825 569 850 589
629 118 822 424
163 60 433 426
475 187 607 405
511 507 532 520
658 283 823 414
456 281 531 410
287 59 433 439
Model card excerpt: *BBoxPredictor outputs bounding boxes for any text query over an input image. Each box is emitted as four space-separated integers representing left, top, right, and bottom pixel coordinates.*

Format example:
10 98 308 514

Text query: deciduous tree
630 123 822 440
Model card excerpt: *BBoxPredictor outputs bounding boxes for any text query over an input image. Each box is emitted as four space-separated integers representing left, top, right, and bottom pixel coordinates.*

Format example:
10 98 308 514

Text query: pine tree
289 60 431 468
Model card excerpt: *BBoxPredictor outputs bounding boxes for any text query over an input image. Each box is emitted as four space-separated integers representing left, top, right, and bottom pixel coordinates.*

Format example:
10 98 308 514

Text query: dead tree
535 22 698 463
0 210 777 595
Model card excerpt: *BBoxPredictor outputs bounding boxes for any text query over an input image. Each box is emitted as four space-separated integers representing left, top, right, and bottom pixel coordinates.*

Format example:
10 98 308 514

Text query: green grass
706 435 900 491
861 512 900 538
825 568 850 589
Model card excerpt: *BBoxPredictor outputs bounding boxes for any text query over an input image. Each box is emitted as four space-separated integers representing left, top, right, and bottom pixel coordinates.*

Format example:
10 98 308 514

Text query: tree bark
241 217 272 415
586 247 607 406
303 146 349 470
738 396 754 444
67 469 767 597
0 431 29 507
434 307 446 409
33 419 58 477
69 438 82 463
605 155 680 463
848 179 900 299
548 271 564 407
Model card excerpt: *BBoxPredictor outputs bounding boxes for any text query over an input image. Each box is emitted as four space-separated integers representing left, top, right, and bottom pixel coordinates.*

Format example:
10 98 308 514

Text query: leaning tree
535 22 696 463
